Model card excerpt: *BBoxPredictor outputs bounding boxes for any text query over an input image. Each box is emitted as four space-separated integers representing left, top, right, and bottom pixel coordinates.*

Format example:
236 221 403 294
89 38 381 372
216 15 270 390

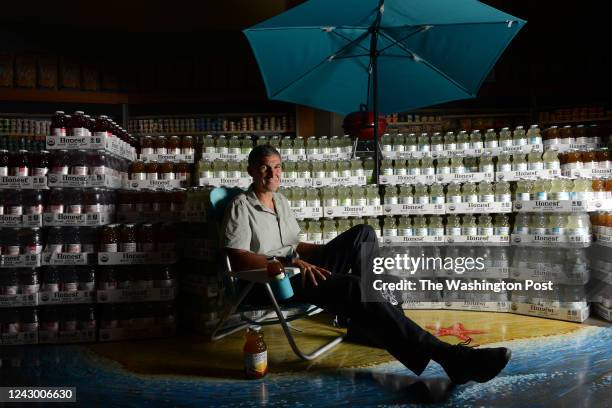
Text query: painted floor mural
1 311 610 407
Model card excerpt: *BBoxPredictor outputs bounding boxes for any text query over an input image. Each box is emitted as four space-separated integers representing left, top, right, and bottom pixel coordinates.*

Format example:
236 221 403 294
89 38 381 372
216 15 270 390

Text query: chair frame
209 252 345 361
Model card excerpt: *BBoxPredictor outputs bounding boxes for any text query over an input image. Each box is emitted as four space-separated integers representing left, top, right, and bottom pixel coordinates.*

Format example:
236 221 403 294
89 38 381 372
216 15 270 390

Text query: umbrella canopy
244 0 526 116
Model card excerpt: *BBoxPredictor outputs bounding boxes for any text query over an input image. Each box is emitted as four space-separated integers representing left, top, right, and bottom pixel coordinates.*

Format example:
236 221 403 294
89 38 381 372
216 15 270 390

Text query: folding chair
208 187 345 360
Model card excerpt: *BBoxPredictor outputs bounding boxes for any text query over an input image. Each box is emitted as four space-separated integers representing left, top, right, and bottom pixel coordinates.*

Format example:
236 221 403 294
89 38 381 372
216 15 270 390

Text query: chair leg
264 283 345 361
210 282 255 341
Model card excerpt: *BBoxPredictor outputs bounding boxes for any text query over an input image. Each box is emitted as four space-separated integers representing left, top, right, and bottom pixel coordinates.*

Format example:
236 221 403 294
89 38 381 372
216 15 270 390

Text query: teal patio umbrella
243 0 526 178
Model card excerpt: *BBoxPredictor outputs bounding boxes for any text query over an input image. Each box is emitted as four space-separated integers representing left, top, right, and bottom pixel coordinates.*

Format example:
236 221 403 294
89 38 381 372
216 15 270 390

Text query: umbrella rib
269 29 372 98
330 31 370 54
376 26 431 55
377 31 473 96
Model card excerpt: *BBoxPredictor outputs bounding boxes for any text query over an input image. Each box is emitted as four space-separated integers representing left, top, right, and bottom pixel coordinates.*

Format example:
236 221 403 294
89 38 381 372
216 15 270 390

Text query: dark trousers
290 225 441 375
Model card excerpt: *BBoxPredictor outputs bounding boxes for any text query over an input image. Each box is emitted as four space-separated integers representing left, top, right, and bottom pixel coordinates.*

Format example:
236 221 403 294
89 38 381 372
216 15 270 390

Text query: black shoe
439 345 511 385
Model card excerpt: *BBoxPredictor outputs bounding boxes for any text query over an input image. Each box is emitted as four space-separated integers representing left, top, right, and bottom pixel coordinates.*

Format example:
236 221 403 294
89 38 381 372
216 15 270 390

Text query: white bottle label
498 164 512 172
308 232 323 242
72 166 88 175
574 192 591 201
244 351 267 378
398 197 413 205
324 199 338 207
528 162 544 171
532 228 547 235
494 227 510 236
534 192 547 200
428 227 444 236
513 163 528 171
485 140 498 148
515 226 530 234
463 195 478 203
431 196 445 204
417 196 430 204
383 228 398 237
298 232 308 242
421 167 435 176
394 168 407 176
495 194 511 202
549 192 570 201
368 198 381 206
478 227 494 236
472 142 483 149
544 161 560 170
462 227 477 236
529 136 542 145
551 227 565 236
120 242 138 252
437 166 450 174
567 228 588 236
324 231 338 241
384 197 398 205
480 194 495 203
415 228 428 236
102 243 118 252
480 165 494 173
515 192 531 201
448 227 462 236
398 228 414 237
449 195 462 203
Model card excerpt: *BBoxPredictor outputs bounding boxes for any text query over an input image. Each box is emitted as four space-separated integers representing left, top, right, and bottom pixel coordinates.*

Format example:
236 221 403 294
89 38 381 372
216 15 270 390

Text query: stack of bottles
0 118 51 136
513 213 592 238
381 125 545 153
129 114 294 134
514 179 612 201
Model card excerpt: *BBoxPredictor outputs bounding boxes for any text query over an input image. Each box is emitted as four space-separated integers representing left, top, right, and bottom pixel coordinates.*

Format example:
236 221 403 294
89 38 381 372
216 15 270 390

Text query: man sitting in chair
221 144 511 384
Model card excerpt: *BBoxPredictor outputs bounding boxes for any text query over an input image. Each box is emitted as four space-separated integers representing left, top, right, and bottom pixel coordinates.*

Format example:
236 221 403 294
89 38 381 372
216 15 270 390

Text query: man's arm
226 248 269 272
296 242 323 263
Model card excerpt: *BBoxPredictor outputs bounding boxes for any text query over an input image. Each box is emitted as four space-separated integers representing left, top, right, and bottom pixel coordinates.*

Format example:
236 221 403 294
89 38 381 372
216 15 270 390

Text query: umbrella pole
371 1 384 186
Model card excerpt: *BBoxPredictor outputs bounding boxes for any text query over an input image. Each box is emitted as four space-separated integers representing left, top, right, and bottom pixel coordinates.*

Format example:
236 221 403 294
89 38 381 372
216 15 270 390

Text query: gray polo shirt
222 185 300 257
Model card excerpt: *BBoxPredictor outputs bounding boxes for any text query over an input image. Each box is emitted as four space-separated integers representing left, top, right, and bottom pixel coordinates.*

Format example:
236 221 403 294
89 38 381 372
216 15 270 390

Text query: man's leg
291 272 511 383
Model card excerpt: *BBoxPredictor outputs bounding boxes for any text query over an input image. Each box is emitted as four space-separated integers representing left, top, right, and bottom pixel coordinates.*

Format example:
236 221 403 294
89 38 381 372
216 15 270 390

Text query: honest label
0 293 38 307
38 290 95 304
42 252 88 265
0 214 42 227
0 176 47 189
445 235 510 245
323 205 382 218
127 179 185 190
383 203 445 215
495 169 561 181
47 174 121 188
198 177 251 188
140 153 195 163
0 254 41 268
445 202 512 213
513 200 587 212
381 236 445 246
379 174 436 185
435 172 494 184
43 212 110 226
97 252 177 265
281 178 313 187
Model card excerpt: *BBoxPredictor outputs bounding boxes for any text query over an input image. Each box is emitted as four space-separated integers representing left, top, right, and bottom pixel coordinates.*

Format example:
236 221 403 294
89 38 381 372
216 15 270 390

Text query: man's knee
352 224 378 243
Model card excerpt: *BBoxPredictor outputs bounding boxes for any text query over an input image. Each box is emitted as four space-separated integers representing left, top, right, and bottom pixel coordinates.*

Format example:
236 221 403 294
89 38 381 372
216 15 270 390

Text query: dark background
0 0 610 116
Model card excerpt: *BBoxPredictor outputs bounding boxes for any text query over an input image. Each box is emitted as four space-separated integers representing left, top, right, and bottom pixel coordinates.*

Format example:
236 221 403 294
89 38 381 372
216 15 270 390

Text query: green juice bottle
446 214 462 236
429 183 445 204
496 154 512 172
414 183 429 204
456 130 470 150
323 219 338 243
381 159 394 176
297 161 311 179
499 127 513 147
383 185 399 205
513 125 527 146
461 214 477 236
444 131 456 151
325 160 338 178
405 133 418 152
446 182 462 203
352 186 367 206
428 215 445 236
407 158 421 175
398 216 413 236
477 214 494 236
297 220 308 242
484 128 498 148
493 214 510 236
477 182 495 203
306 136 319 156
306 187 321 207
228 135 241 155
366 185 381 206
338 186 352 206
338 160 351 177
470 129 484 149
462 182 478 203
307 220 323 244
382 216 398 237
398 185 414 204
394 159 407 176
413 215 428 236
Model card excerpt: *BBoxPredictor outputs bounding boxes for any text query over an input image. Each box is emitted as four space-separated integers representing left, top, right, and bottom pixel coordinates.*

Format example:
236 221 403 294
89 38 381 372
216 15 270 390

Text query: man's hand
293 259 332 288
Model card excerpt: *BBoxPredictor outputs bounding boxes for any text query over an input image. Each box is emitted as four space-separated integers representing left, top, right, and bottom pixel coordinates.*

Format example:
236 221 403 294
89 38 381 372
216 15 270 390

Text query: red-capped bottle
51 111 67 137
69 111 87 137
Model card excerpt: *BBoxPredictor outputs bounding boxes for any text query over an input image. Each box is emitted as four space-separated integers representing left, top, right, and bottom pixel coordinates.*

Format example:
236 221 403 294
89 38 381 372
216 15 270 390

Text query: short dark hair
248 144 281 168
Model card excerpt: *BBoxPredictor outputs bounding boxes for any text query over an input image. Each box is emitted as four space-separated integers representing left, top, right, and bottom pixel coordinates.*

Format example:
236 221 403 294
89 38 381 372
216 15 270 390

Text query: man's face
249 154 282 193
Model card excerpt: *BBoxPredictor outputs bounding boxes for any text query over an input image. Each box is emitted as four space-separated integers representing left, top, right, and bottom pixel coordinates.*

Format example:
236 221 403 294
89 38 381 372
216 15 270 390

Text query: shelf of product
0 307 40 345
128 114 295 135
47 111 136 161
116 190 188 223
37 266 96 305
95 265 176 303
97 301 176 342
37 304 98 344
96 223 177 265
511 212 592 246
198 157 371 188
199 134 353 162
1 117 51 136
138 135 195 163
512 179 612 212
